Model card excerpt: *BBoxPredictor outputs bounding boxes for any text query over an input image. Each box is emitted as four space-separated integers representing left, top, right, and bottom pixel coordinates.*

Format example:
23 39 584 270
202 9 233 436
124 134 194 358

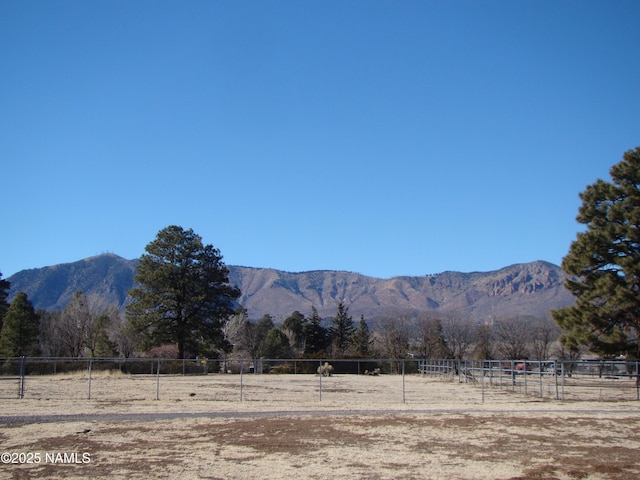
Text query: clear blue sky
2 1 639 279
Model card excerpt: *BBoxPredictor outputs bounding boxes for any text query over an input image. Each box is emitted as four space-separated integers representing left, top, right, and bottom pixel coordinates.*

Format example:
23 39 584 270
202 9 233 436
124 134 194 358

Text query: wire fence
0 357 411 403
0 357 638 403
418 359 640 402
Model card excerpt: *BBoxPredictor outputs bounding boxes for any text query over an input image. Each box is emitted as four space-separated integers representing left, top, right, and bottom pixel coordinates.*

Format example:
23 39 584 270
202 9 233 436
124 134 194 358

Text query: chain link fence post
19 356 26 399
318 360 323 402
240 359 244 402
87 358 93 400
402 359 406 404
155 358 161 400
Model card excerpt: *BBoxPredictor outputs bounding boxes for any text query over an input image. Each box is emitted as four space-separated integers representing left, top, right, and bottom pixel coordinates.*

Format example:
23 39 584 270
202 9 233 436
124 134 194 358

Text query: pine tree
303 306 327 356
0 292 40 357
328 302 356 357
0 272 10 330
552 147 640 358
261 328 291 359
254 314 275 358
351 315 373 357
126 226 240 358
281 311 308 354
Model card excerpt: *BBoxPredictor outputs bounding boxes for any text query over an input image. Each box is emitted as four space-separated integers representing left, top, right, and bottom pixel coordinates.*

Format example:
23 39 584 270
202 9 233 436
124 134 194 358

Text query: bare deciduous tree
53 291 120 357
472 323 494 360
492 316 530 360
414 315 450 359
223 306 249 352
111 311 140 358
375 316 410 373
56 292 91 357
529 317 561 360
375 317 410 359
441 317 475 360
39 311 65 357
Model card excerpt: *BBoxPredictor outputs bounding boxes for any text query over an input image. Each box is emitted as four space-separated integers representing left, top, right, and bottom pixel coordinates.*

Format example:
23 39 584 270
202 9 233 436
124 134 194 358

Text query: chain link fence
1 357 638 403
0 357 414 402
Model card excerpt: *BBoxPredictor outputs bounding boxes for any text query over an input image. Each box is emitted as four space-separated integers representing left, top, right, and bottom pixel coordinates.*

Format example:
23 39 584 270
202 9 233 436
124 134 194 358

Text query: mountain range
6 254 575 321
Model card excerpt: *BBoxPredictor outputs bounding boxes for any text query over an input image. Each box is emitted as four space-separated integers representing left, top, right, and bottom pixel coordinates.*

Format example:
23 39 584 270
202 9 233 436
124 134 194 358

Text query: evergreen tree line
223 303 373 361
223 306 570 362
0 275 571 361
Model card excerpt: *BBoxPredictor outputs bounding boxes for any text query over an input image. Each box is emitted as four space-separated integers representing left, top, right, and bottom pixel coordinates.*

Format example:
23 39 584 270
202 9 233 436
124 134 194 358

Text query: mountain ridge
6 254 575 320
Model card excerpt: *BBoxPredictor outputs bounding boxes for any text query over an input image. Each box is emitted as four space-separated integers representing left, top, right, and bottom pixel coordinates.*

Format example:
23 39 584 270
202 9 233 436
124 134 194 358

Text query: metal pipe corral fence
0 357 637 403
417 358 640 402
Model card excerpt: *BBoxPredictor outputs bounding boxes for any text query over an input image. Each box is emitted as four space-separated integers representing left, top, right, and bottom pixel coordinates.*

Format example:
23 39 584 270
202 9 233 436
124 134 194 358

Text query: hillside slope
7 254 138 311
228 261 574 319
7 254 575 320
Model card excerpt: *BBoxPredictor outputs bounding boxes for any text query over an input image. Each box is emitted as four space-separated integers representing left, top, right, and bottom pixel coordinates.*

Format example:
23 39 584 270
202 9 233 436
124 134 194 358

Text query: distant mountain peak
7 255 574 320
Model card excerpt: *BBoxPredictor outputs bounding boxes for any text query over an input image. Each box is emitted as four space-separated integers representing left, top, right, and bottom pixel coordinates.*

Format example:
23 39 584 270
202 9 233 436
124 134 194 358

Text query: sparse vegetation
317 362 334 376
1 374 638 480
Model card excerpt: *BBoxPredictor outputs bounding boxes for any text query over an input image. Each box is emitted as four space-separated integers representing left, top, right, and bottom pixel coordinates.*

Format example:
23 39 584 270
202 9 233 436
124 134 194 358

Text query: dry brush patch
1 374 639 480
2 414 639 480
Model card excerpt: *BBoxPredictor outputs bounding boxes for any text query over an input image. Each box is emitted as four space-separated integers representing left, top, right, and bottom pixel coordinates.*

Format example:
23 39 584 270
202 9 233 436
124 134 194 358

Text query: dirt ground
0 373 639 480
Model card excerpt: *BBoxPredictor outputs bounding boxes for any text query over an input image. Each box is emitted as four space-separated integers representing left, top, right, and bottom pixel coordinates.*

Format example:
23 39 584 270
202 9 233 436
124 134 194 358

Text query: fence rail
1 357 638 402
418 359 640 401
0 357 410 402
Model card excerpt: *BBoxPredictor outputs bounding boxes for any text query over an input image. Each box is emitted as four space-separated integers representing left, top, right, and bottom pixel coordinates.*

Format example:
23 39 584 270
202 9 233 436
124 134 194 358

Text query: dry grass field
1 372 639 480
